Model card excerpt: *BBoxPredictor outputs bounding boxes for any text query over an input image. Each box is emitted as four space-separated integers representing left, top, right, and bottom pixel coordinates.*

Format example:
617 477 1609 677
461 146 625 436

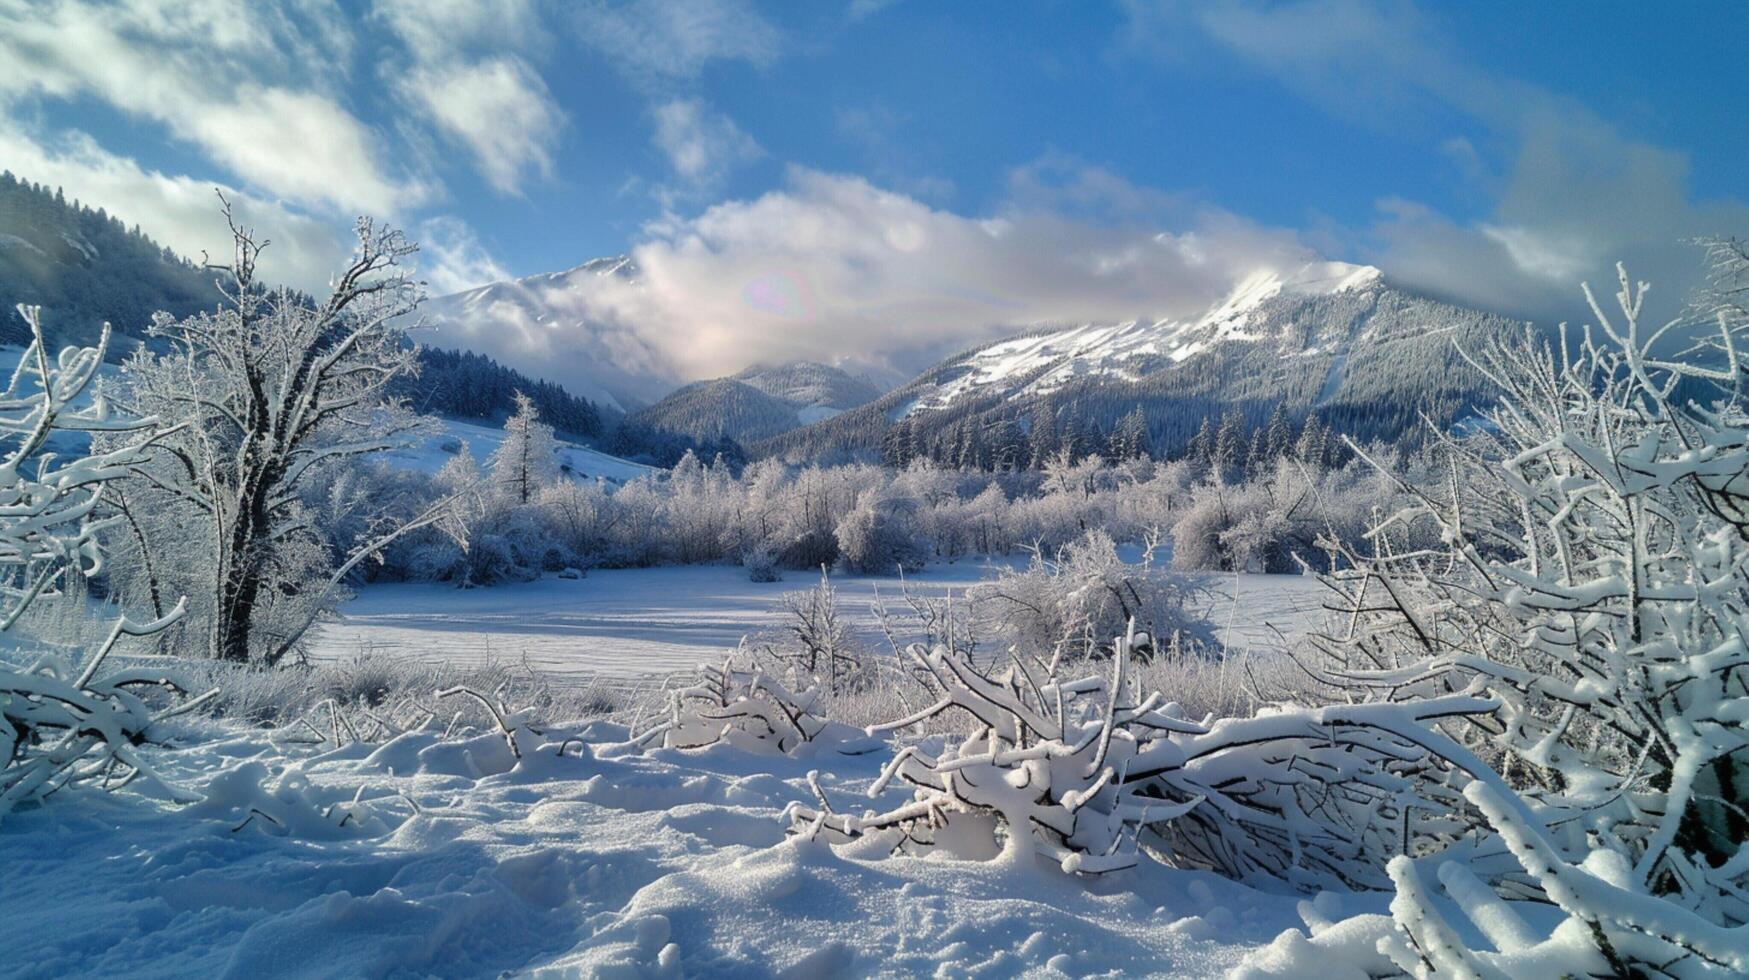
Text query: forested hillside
0 172 606 439
627 360 883 446
399 347 604 439
0 171 218 348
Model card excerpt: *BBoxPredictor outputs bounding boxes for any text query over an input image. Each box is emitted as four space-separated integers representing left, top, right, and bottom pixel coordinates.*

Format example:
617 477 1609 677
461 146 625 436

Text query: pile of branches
1306 267 1749 923
1 606 211 823
1233 263 1749 976
0 304 214 824
1380 782 1749 978
635 654 840 755
788 624 1507 887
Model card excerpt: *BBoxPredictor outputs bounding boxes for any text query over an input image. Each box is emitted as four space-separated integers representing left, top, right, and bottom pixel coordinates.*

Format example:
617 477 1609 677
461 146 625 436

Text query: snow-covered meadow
0 705 1363 978
308 562 1327 682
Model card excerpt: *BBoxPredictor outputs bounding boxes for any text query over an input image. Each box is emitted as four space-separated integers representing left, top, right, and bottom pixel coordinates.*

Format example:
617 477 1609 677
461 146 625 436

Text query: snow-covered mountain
732 361 884 424
416 256 673 414
628 361 884 445
907 261 1383 414
760 261 1524 463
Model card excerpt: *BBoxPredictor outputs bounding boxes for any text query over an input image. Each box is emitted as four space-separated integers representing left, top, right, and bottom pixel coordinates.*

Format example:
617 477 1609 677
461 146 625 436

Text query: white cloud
373 0 544 61
403 58 564 195
0 125 349 294
848 0 901 21
374 0 563 197
652 99 762 190
560 167 1320 380
571 0 783 85
0 0 426 215
414 216 513 295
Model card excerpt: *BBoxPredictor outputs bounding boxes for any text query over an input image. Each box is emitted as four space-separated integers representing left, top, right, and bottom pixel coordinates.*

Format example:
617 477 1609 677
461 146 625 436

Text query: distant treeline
400 347 605 440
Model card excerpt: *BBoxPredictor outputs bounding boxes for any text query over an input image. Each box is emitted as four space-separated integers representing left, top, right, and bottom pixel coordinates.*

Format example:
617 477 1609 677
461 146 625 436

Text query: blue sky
2 0 1745 381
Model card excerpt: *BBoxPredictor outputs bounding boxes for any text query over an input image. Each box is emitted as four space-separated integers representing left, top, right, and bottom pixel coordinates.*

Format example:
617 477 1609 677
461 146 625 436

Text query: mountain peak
904 259 1388 415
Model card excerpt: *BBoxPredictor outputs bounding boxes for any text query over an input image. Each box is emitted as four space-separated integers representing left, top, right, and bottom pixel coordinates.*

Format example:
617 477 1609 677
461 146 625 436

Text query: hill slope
0 171 219 350
627 361 883 445
757 261 1525 466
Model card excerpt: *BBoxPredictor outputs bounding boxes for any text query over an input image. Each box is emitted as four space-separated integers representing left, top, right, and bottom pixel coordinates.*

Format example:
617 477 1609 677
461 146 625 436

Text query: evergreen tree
1293 414 1326 466
1026 408 1058 468
1113 406 1151 460
1212 411 1245 482
1186 415 1216 465
490 392 560 504
1245 426 1267 477
1263 402 1292 461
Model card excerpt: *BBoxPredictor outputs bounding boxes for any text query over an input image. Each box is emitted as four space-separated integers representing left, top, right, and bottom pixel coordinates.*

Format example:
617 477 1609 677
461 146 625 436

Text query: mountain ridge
627 360 885 446
754 265 1524 467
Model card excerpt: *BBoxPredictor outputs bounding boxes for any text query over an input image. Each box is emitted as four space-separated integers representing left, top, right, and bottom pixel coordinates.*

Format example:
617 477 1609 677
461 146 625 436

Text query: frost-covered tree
112 203 440 665
974 529 1213 658
1110 406 1151 461
776 570 865 695
1 305 208 822
1301 266 1749 952
488 391 558 505
834 488 927 574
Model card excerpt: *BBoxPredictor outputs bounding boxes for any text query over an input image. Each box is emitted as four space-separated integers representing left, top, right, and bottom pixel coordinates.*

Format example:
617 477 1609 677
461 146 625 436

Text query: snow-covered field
0 706 1366 978
0 567 1340 976
309 563 1328 683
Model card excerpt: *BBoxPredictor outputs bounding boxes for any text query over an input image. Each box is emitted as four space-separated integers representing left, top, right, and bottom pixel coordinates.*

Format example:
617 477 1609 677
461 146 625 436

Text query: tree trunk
212 465 275 663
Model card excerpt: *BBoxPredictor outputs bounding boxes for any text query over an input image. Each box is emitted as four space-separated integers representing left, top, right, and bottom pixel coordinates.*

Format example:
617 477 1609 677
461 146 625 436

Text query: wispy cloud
0 0 569 291
652 98 763 193
0 0 427 215
570 0 783 86
400 58 564 196
414 215 514 296
376 0 564 197
1120 0 1749 319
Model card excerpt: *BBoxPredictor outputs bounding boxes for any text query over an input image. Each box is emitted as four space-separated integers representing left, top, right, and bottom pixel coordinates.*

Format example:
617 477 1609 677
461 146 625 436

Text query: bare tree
112 198 442 665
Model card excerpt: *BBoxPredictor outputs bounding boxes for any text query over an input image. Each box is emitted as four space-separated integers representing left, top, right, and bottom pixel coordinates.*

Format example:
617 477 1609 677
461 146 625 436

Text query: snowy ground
309 563 1328 683
2 563 1341 977
384 417 656 484
0 711 1371 978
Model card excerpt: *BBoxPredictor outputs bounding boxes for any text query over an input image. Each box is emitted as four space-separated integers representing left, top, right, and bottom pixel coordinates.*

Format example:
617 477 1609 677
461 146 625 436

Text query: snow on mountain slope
628 361 884 445
758 263 1518 464
386 417 656 484
417 256 674 413
732 361 883 411
911 260 1382 414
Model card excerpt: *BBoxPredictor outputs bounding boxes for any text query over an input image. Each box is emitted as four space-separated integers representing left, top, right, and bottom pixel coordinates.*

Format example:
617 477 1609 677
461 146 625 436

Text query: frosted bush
772 570 870 695
742 546 781 583
833 489 928 574
1310 267 1749 916
1170 456 1375 573
633 654 873 756
0 305 213 823
1251 263 1749 972
974 529 1214 658
790 624 1502 886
